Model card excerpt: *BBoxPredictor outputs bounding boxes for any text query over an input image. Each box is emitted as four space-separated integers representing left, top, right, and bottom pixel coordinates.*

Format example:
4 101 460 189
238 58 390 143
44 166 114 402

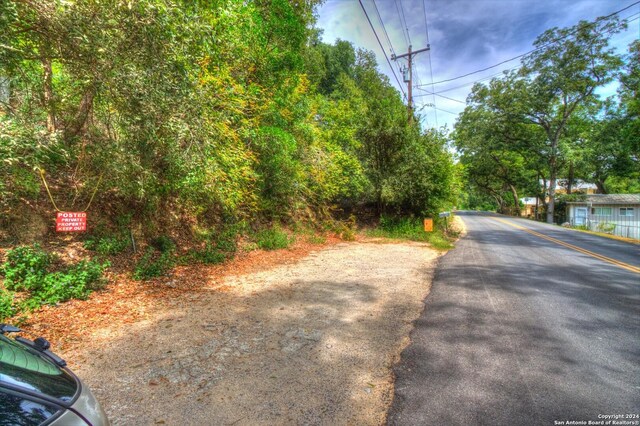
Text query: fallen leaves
11 234 342 357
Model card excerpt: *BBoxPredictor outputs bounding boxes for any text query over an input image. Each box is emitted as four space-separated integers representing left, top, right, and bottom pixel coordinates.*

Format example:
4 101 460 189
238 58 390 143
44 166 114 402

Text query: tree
516 16 624 222
454 15 625 223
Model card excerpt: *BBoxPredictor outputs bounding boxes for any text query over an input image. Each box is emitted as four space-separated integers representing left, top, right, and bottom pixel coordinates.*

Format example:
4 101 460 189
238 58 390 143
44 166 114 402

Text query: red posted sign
56 212 87 232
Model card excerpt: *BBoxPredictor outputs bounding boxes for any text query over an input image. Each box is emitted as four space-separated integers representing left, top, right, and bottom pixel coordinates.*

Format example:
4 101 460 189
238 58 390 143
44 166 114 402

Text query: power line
415 88 466 104
417 103 459 116
398 0 412 47
432 106 459 115
393 0 409 47
432 65 522 94
417 1 640 88
422 0 438 127
371 0 396 57
357 0 407 98
371 0 408 84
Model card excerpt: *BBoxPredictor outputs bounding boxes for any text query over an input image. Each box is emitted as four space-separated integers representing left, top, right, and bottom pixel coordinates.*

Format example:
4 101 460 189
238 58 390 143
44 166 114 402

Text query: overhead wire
414 10 640 118
372 0 408 83
395 0 427 120
371 0 396 57
394 0 409 48
432 65 522 94
413 1 640 123
398 0 412 46
419 0 438 127
415 88 466 104
428 11 639 94
416 1 640 88
357 0 407 99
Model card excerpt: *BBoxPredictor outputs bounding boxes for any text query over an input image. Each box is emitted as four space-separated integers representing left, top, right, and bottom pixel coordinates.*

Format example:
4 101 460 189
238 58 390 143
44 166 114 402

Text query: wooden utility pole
392 45 430 123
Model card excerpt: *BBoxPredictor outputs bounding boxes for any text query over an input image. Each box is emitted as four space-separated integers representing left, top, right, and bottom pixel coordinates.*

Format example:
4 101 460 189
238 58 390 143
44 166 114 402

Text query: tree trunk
509 184 521 216
42 55 56 133
595 180 607 194
65 85 96 139
547 169 557 224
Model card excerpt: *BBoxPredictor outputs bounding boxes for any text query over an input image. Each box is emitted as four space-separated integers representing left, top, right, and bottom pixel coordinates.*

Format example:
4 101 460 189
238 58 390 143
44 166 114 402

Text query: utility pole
392 45 430 123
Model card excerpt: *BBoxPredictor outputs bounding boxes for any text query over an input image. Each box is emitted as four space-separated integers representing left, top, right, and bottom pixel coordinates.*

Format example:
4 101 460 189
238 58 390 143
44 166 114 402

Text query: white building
566 194 640 240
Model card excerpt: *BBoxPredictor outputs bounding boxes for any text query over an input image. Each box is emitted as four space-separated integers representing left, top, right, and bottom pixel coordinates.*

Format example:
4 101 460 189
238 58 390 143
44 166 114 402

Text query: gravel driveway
68 240 440 425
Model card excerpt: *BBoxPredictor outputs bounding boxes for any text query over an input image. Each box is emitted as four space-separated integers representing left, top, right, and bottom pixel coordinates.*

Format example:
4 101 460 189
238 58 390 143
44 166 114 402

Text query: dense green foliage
455 16 638 221
1 244 51 291
0 244 108 320
0 1 456 246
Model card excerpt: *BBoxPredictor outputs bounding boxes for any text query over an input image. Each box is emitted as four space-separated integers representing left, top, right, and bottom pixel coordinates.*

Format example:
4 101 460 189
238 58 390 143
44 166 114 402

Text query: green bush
0 244 109 314
32 260 109 305
307 235 327 244
84 234 130 255
133 248 175 280
183 243 226 265
255 227 293 250
1 244 51 291
214 228 239 255
0 289 16 321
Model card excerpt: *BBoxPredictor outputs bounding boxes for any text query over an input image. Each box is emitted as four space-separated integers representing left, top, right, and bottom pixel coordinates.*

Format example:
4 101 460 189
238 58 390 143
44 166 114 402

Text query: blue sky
316 0 640 130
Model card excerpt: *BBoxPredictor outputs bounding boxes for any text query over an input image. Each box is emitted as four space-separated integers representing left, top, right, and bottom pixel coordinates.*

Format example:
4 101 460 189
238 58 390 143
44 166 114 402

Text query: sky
316 0 640 130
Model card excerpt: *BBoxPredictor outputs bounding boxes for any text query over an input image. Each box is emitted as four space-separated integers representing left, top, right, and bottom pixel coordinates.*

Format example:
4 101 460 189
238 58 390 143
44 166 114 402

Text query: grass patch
366 216 455 250
132 235 178 280
307 234 327 244
180 226 240 265
255 227 293 250
133 248 175 280
84 234 130 255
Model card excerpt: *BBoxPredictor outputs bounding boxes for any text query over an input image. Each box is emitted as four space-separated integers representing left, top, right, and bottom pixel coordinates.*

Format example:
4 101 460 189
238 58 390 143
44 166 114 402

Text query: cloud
316 0 640 129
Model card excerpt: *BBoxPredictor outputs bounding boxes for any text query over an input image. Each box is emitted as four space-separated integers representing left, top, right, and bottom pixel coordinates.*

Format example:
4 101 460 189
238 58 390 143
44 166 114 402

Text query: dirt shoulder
25 238 442 425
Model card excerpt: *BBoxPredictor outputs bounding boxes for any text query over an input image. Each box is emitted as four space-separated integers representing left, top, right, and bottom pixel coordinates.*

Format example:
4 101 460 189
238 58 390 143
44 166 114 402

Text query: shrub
84 234 130 255
214 228 239 255
596 222 616 234
0 289 15 321
334 215 357 241
255 227 293 250
181 226 240 265
32 260 109 305
1 244 109 314
307 235 326 244
182 242 226 265
1 244 51 291
133 248 175 280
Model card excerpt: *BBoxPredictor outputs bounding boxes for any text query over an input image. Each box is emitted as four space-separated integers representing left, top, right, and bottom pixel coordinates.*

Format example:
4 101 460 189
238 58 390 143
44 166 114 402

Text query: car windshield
0 335 77 403
0 391 61 426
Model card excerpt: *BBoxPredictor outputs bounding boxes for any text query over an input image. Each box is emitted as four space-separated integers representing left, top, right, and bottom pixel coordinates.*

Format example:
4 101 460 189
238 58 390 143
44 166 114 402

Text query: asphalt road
388 211 640 426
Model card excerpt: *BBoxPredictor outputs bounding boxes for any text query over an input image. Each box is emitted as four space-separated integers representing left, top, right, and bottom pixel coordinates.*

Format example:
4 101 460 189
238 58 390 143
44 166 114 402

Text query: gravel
68 240 440 425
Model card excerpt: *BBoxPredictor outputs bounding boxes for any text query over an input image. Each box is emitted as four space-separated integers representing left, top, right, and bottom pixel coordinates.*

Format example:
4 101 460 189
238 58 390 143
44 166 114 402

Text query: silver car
0 324 109 425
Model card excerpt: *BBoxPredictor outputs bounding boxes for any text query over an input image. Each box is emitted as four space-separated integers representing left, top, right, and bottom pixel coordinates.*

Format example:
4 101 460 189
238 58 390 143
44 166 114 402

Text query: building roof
567 194 640 205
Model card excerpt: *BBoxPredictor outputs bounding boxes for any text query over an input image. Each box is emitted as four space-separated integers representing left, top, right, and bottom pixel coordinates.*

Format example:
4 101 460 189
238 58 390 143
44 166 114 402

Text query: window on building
591 207 612 216
620 208 634 217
